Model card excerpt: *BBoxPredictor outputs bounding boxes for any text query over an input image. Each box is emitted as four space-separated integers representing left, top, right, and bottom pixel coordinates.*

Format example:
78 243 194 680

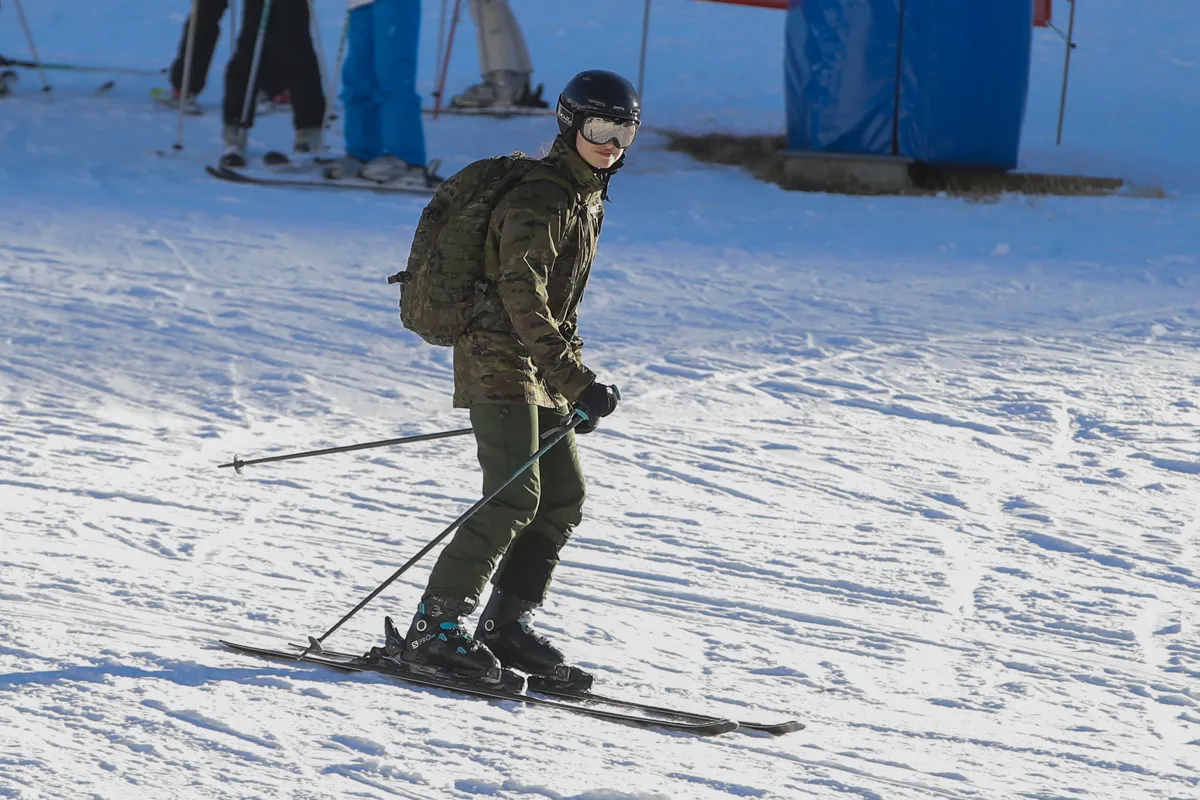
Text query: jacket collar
545 135 618 196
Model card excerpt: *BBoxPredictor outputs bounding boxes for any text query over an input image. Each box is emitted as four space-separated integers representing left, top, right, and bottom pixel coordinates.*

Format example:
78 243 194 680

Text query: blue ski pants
342 0 426 166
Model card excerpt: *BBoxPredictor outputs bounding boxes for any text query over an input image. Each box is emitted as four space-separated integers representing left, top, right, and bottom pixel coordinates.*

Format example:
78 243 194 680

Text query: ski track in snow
3 1 1200 798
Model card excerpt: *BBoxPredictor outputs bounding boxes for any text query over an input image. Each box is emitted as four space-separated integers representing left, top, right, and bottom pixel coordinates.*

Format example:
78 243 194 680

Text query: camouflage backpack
388 152 563 346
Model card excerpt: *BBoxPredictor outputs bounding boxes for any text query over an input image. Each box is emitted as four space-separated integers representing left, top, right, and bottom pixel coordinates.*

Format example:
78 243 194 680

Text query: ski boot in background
256 89 291 116
218 125 248 169
259 128 324 170
451 70 548 112
322 155 365 180
292 128 322 158
358 155 444 189
151 87 203 116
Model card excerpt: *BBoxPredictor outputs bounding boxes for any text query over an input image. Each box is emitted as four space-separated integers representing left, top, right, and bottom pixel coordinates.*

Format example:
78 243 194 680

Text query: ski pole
0 54 166 76
219 427 473 473
435 0 447 88
174 0 202 152
11 0 49 92
318 8 350 144
230 0 239 58
431 0 462 119
298 409 589 657
238 0 274 129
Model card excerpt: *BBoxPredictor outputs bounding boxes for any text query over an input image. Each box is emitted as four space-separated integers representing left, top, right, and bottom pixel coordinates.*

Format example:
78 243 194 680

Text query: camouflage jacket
452 136 614 409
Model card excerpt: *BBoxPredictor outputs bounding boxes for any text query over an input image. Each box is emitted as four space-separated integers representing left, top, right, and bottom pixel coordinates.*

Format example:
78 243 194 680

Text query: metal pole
239 0 274 129
298 411 586 656
218 427 474 472
637 0 651 100
174 0 202 151
1056 0 1078 145
11 0 50 92
432 0 463 119
891 0 908 155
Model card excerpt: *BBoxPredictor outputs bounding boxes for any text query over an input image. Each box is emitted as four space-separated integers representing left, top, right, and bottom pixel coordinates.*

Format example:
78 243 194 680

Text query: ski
286 641 803 736
0 53 165 76
262 151 315 172
205 164 437 196
261 152 332 175
424 105 553 119
526 677 805 736
1 71 112 98
151 90 291 118
221 639 739 736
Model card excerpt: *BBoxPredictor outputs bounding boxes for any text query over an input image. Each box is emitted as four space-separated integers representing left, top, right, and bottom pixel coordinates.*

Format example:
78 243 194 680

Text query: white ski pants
470 0 533 77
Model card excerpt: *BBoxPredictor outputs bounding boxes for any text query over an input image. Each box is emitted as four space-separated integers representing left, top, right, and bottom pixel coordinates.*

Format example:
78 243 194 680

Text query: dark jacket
452 136 616 408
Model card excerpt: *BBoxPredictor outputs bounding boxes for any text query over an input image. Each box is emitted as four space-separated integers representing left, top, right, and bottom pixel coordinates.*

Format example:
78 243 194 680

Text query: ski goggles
580 116 640 149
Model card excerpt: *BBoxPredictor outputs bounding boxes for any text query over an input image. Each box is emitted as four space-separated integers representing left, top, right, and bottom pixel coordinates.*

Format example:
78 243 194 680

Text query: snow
2 1 1198 798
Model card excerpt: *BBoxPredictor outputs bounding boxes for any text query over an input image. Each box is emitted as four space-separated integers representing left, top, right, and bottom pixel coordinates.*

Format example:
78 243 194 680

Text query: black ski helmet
556 70 641 139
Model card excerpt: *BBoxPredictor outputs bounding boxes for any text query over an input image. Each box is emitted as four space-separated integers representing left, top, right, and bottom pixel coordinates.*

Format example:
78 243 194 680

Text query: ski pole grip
546 408 587 439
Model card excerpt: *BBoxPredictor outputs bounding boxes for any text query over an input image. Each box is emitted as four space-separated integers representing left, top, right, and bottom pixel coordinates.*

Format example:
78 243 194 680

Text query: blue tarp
784 0 901 155
785 0 1034 169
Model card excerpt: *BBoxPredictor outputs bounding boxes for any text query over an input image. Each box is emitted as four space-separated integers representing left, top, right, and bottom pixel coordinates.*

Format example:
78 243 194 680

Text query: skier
155 0 286 115
324 0 441 187
380 70 642 688
220 0 326 167
449 0 548 111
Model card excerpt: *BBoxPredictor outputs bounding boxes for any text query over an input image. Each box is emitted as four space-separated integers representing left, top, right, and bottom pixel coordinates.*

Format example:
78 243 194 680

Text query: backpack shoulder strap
514 159 575 195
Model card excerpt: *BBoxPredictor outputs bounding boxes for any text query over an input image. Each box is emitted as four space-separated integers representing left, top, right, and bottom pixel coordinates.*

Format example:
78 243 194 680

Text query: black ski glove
573 382 621 434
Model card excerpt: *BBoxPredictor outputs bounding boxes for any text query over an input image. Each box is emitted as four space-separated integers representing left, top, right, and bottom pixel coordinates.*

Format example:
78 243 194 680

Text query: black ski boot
476 589 593 692
395 595 516 687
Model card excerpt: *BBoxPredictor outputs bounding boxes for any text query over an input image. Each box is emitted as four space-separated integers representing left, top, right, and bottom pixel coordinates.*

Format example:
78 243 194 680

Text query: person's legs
472 406 587 681
473 0 533 77
258 58 287 100
402 403 541 679
423 404 542 605
222 0 264 129
170 0 229 97
341 3 382 163
491 406 584 604
371 0 426 166
453 0 540 108
269 0 325 131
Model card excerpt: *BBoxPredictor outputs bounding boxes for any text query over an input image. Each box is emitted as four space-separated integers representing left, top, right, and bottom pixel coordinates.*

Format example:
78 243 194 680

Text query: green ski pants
423 404 586 607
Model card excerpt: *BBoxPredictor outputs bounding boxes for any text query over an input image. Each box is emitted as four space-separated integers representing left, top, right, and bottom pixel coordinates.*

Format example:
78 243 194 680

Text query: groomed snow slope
1 1 1197 798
